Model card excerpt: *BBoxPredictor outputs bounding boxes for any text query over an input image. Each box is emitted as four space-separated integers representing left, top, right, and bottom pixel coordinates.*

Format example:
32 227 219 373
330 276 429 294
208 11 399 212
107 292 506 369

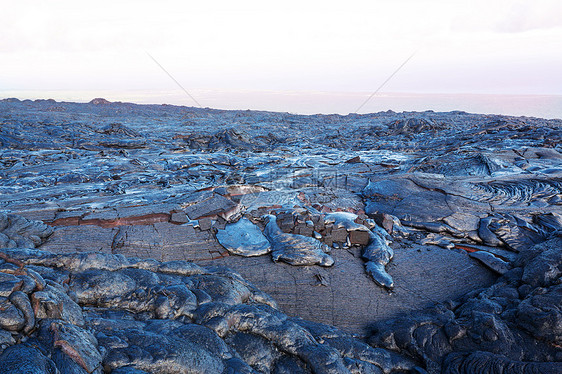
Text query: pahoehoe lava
1 97 561 373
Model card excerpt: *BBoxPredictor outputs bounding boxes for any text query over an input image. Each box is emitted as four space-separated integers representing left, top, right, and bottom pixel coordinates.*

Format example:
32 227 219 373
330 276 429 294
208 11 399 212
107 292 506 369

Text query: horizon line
2 93 562 121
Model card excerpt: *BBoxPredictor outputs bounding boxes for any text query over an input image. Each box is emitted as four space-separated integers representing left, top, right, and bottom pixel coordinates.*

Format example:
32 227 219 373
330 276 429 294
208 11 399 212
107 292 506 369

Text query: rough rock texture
0 213 53 249
263 215 334 267
1 99 561 372
0 247 422 374
368 235 562 374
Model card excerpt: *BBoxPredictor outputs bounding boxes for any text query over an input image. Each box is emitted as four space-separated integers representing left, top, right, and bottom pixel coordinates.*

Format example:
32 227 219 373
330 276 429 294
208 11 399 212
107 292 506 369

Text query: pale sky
2 0 562 108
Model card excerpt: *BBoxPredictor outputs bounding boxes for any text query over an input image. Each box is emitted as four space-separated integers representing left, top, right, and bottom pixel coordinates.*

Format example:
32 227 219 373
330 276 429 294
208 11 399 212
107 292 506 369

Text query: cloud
451 0 562 33
1 0 561 95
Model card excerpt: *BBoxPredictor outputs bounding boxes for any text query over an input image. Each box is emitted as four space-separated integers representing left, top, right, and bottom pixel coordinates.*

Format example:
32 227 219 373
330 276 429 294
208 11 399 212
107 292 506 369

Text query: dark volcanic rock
368 236 562 373
100 123 142 138
264 214 334 267
184 194 238 220
386 117 439 135
89 98 111 105
181 127 272 151
0 344 58 374
0 213 53 249
0 245 423 374
1 99 561 372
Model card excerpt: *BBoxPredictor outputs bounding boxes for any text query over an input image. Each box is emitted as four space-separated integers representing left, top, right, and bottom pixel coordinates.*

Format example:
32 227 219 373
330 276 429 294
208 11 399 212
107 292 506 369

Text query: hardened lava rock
0 242 423 373
367 235 562 374
1 99 562 372
215 218 272 257
0 213 53 249
263 214 334 267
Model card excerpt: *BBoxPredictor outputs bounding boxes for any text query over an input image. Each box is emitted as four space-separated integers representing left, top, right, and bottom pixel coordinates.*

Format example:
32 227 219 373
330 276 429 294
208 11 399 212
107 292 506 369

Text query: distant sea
2 90 561 119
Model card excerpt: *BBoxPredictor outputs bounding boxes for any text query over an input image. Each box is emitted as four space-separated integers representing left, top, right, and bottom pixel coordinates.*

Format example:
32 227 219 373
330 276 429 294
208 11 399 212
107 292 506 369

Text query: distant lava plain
0 97 561 373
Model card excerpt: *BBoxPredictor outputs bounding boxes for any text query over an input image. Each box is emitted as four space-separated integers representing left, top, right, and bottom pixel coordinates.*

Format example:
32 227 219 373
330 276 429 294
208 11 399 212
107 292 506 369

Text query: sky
2 0 562 112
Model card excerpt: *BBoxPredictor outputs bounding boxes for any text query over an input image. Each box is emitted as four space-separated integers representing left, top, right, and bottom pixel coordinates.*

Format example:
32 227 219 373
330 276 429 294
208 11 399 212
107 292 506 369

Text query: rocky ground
0 97 561 373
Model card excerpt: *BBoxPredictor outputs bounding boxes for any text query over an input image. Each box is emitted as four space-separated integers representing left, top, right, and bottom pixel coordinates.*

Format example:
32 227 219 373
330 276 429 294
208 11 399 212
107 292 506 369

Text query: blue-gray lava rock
1 98 561 373
264 215 334 267
0 245 423 374
324 211 395 288
363 231 394 289
215 218 271 257
469 250 511 275
368 235 562 373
